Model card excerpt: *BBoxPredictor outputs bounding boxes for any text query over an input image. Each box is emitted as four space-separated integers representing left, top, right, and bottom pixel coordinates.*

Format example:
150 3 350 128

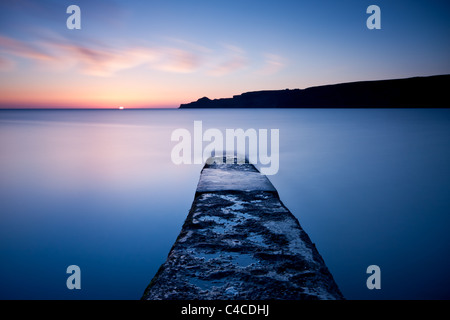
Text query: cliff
179 74 449 108
142 157 344 300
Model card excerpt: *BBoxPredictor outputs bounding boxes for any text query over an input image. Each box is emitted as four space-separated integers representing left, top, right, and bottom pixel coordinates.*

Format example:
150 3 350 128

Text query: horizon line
2 73 448 111
0 107 179 110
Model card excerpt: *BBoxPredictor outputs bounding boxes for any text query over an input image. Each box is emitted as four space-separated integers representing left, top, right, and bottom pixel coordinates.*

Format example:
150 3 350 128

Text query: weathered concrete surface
142 157 344 300
197 167 277 193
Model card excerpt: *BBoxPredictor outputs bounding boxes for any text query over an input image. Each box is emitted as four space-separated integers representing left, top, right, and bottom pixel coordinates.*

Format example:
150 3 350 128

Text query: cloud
0 35 54 61
0 35 159 76
0 34 204 76
0 56 15 71
0 34 285 77
256 53 285 75
45 41 160 76
207 44 248 76
155 48 201 74
162 37 212 55
208 55 247 76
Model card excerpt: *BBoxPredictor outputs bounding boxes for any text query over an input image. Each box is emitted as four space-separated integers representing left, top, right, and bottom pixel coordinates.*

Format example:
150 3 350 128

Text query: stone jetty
142 157 344 300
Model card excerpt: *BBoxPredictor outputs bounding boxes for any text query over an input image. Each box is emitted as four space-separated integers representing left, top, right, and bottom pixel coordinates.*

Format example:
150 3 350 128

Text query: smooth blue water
1 109 450 300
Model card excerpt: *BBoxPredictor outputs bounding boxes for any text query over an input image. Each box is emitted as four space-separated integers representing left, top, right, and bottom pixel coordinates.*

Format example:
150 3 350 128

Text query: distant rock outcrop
179 74 449 108
142 157 344 300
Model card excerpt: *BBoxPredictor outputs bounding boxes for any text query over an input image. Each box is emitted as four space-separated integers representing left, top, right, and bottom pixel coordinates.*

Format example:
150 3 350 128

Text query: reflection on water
0 109 450 299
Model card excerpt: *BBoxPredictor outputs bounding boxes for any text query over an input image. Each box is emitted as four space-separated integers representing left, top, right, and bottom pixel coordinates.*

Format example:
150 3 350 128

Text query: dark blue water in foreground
1 109 449 300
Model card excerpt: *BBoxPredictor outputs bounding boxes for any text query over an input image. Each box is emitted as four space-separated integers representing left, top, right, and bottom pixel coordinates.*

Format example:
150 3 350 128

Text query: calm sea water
0 109 449 300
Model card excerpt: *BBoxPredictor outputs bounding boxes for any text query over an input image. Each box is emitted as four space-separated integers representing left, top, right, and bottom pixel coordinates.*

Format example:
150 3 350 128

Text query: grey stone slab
196 168 277 193
142 158 344 300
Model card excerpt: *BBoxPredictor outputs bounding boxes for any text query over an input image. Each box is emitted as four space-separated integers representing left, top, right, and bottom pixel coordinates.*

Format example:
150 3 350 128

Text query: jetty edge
141 156 344 300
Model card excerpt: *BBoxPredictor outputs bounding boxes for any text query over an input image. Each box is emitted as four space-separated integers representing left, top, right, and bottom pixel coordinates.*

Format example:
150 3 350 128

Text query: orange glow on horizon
0 86 183 109
0 97 180 109
0 100 179 109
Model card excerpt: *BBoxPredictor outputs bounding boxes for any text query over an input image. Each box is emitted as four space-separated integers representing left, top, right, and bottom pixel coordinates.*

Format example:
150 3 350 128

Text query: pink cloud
0 56 15 71
45 41 159 76
207 44 248 76
0 35 54 61
155 48 201 73
256 53 285 75
0 34 285 77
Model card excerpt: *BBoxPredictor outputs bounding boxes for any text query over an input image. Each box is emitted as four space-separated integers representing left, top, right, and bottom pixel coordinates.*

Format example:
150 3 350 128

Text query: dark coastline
180 74 450 109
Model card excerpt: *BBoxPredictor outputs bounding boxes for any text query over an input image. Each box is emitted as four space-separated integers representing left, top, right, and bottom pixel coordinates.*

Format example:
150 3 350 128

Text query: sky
0 0 449 108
